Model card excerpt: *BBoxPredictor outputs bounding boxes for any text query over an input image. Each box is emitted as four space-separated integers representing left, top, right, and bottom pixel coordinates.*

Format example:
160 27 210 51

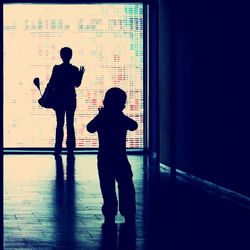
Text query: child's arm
87 108 105 133
86 115 100 133
73 65 85 87
124 116 138 131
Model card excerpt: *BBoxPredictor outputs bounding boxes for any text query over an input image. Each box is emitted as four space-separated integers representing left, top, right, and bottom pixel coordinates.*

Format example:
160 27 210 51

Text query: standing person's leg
98 160 118 223
55 108 65 154
117 161 136 223
66 102 76 153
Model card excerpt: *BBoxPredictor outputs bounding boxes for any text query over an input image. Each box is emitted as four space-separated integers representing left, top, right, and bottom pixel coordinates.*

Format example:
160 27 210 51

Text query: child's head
60 47 72 63
103 87 127 111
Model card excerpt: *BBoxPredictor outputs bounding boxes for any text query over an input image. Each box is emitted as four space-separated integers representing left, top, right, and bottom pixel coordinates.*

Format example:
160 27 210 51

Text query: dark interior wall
159 0 250 196
158 0 171 166
0 3 3 246
148 0 159 157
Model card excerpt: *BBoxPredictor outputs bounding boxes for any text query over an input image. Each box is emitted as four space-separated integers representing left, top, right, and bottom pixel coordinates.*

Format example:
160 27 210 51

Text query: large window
3 3 144 148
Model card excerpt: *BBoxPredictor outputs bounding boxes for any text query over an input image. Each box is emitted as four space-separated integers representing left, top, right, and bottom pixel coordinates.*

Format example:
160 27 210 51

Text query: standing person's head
60 47 72 63
103 87 127 112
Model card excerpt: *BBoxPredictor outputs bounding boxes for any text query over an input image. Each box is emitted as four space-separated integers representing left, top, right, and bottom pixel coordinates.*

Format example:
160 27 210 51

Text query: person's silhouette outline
50 47 85 155
54 154 77 248
87 87 138 224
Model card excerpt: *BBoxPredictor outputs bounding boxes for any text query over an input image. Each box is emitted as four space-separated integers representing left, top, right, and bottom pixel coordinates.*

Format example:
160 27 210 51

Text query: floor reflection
100 223 118 250
100 222 136 250
118 223 136 250
54 155 76 248
5 154 250 249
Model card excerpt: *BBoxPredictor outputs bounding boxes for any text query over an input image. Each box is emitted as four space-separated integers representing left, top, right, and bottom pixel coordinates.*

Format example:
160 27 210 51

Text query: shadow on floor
3 154 250 249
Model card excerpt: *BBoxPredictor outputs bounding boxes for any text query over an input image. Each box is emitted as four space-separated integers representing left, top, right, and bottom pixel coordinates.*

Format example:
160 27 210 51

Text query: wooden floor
4 154 250 249
4 154 148 249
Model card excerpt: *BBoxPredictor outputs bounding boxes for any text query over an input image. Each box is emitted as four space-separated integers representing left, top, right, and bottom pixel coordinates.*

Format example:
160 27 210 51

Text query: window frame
2 0 149 153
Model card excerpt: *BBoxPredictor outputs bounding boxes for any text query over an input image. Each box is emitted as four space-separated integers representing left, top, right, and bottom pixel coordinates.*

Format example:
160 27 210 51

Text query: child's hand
98 107 104 113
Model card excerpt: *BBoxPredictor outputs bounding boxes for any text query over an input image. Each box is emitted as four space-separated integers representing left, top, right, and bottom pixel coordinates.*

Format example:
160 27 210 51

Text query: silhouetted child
87 87 138 224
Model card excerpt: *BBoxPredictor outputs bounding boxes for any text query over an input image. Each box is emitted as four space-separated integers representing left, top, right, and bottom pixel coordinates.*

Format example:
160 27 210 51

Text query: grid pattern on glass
3 4 143 148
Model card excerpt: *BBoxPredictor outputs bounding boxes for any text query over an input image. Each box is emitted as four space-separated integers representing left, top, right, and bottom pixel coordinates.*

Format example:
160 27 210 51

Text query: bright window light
4 4 144 148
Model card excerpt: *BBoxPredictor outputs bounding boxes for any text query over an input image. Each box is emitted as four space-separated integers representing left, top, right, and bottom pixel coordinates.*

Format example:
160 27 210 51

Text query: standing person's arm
48 65 58 86
124 116 138 131
74 66 85 87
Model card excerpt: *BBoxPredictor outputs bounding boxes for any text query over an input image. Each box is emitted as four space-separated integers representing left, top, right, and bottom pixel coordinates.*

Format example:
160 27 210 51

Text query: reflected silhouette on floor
100 222 136 250
55 154 137 249
54 154 76 248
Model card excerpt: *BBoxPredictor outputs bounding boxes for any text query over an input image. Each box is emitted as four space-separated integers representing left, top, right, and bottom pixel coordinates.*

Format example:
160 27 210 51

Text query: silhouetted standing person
49 47 85 155
54 154 76 248
87 87 138 224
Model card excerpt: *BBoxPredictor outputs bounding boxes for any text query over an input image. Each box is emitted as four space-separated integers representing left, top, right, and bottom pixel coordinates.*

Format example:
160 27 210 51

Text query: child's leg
117 162 136 221
98 161 118 221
